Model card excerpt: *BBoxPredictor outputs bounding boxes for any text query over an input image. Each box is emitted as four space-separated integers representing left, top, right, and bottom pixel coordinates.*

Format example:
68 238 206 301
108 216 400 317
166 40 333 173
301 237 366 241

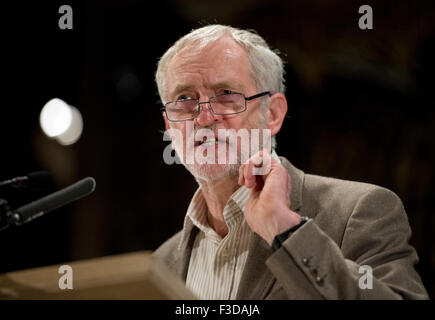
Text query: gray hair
155 24 285 149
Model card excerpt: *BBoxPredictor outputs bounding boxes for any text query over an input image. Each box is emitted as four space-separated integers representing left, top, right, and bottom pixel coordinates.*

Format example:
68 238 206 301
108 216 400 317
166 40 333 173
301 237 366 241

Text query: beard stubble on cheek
170 116 268 182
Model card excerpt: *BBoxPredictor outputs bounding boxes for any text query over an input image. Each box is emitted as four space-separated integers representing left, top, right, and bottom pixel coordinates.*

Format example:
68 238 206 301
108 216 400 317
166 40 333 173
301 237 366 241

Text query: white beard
172 138 243 182
171 128 269 183
169 108 271 182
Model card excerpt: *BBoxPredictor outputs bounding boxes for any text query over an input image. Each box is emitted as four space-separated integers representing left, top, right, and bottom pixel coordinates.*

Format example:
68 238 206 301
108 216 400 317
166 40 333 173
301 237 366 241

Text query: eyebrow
170 81 244 100
170 84 195 100
211 82 244 92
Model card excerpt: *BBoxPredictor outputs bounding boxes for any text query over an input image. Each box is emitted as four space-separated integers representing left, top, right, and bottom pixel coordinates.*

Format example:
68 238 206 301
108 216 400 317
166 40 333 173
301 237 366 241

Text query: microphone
0 171 53 188
7 177 96 227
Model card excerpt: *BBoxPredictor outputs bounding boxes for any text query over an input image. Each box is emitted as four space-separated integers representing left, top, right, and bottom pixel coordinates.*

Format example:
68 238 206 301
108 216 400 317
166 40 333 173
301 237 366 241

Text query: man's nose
195 103 222 126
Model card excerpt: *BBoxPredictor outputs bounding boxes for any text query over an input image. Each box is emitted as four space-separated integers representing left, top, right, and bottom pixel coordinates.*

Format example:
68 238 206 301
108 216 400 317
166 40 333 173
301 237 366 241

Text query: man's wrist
264 209 300 245
271 216 310 251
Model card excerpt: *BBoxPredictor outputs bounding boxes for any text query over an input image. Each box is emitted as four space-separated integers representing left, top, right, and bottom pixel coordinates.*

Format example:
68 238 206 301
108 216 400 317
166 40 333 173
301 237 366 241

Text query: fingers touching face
238 150 275 189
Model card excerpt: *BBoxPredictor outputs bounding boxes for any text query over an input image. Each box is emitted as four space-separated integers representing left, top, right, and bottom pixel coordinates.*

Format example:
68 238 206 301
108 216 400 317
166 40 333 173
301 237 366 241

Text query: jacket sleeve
265 187 429 299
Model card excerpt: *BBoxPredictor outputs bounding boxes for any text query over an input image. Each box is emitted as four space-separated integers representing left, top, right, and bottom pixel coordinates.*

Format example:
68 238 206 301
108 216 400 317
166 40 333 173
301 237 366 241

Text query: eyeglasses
161 91 271 122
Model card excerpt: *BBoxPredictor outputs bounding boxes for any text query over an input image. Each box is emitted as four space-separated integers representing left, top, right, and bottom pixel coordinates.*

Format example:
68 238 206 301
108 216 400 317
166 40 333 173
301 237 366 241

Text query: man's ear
266 93 288 136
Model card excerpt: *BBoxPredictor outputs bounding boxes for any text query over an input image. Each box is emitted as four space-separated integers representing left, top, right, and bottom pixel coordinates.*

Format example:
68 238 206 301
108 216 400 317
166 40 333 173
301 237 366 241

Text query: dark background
1 0 434 298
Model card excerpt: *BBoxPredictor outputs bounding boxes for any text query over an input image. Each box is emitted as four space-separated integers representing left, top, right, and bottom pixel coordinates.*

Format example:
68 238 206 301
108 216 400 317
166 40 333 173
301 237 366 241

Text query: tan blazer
154 157 429 299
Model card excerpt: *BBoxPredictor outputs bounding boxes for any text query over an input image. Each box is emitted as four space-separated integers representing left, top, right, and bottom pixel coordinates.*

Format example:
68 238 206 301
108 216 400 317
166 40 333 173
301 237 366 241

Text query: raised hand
238 150 301 245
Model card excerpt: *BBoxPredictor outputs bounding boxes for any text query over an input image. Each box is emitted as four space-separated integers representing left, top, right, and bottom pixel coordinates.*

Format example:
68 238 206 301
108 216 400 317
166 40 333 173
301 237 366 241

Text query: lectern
0 251 196 299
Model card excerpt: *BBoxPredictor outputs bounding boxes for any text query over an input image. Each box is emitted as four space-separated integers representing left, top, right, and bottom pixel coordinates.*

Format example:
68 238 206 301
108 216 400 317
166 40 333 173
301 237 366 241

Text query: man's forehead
167 38 251 76
165 38 255 95
176 37 246 61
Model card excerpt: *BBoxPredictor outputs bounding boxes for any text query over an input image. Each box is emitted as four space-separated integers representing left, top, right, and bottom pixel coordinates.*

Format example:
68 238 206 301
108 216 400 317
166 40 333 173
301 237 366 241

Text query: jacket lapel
236 157 304 299
236 232 275 299
171 226 199 281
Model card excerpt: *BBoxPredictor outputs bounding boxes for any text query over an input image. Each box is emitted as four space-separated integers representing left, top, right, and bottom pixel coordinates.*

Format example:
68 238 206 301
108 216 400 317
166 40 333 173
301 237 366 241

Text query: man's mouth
195 137 223 147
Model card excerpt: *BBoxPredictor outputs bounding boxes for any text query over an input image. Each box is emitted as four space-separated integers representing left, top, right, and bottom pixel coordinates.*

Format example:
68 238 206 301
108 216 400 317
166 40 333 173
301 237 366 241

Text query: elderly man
153 24 428 299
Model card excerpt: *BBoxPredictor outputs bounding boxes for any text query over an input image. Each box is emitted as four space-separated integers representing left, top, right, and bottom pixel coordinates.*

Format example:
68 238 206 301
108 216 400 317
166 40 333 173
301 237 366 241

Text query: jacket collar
280 157 304 213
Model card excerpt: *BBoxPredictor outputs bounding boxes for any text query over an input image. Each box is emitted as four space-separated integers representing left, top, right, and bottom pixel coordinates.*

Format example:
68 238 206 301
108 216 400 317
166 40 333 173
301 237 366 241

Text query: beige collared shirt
183 185 252 299
181 152 281 300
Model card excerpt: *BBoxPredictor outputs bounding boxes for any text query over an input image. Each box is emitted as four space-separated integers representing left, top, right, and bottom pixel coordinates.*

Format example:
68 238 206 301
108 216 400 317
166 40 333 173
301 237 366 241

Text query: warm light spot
40 98 84 145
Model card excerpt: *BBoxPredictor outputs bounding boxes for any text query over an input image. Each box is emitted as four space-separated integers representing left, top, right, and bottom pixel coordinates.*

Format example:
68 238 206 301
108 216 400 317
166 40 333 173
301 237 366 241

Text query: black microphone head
26 171 53 189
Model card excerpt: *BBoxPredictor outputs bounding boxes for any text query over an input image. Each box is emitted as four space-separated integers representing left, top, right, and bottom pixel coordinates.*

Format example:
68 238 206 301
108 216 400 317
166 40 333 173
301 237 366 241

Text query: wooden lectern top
0 251 197 300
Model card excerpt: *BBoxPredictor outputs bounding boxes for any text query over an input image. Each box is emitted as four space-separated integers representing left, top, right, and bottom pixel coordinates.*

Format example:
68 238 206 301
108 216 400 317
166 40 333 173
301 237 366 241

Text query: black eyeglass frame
161 91 271 122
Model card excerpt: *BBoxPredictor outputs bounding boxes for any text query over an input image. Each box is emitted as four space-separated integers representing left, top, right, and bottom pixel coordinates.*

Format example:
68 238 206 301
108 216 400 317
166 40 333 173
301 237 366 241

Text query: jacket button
315 276 324 285
302 258 310 266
